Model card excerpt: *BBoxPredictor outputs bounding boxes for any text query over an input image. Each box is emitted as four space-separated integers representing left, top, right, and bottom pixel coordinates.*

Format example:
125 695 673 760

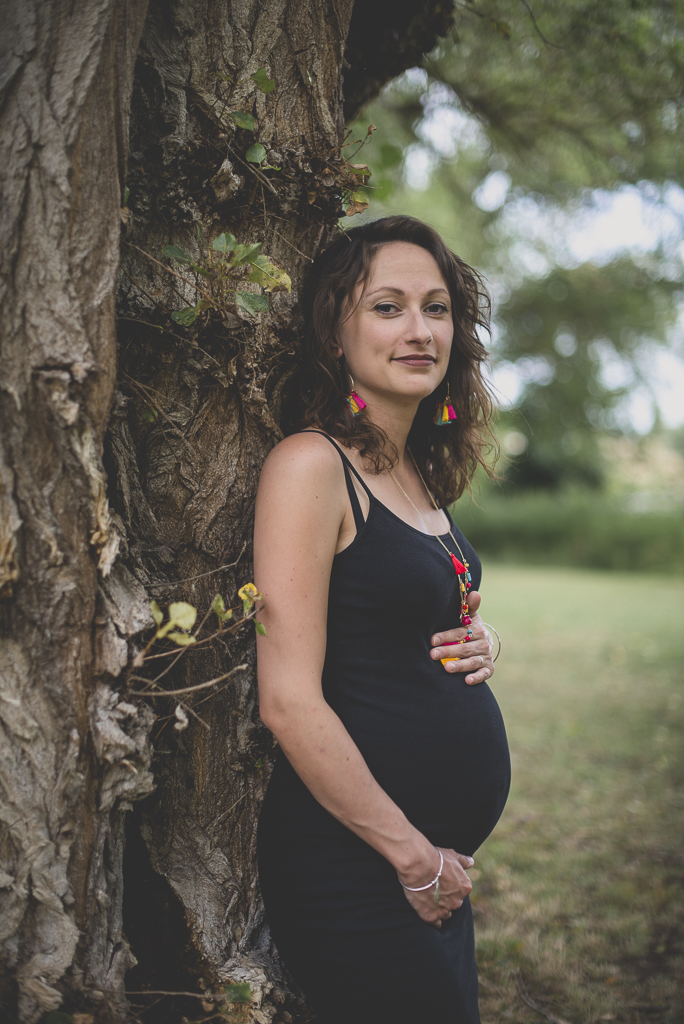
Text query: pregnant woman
254 216 510 1023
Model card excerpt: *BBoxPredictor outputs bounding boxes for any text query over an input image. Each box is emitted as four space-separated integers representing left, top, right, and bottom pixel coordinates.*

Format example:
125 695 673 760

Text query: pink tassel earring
433 394 457 426
346 374 367 417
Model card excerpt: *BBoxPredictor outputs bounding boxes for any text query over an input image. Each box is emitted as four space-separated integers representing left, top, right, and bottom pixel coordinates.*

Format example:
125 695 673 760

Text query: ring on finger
478 656 484 666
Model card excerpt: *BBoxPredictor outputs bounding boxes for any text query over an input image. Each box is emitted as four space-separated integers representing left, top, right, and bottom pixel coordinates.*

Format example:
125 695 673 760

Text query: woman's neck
362 396 419 467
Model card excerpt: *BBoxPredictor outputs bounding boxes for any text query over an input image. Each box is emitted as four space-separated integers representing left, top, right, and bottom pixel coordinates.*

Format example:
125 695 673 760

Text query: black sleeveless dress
257 434 510 1024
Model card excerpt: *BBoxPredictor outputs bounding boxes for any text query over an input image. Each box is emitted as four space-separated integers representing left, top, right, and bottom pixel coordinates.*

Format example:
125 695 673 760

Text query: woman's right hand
397 847 474 927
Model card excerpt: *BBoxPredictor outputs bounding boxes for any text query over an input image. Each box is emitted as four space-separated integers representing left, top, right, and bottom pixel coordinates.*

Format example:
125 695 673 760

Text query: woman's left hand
429 591 494 686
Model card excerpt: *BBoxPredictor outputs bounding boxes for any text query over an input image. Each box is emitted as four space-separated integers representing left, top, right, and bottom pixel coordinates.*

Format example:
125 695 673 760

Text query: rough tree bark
0 3 152 1021
0 2 452 1022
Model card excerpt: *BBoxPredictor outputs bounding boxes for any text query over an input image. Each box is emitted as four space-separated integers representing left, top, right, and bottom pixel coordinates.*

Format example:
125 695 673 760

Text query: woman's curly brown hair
284 216 498 506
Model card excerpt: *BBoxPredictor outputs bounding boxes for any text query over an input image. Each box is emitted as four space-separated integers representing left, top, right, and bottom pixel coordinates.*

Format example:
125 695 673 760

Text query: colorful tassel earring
434 394 457 426
346 374 367 417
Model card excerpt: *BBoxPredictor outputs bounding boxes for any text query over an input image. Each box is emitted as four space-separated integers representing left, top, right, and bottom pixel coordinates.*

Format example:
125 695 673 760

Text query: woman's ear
332 341 343 360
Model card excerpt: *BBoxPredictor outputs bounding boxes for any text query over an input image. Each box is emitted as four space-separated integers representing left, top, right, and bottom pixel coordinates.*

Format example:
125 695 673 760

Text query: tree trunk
0 1 453 1021
0 2 152 1021
112 3 356 1019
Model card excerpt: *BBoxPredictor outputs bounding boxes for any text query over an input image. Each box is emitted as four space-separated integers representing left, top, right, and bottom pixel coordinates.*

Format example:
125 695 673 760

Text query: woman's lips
393 356 436 367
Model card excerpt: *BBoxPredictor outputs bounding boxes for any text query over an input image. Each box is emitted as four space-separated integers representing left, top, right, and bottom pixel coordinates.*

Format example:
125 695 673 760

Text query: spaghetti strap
296 430 371 533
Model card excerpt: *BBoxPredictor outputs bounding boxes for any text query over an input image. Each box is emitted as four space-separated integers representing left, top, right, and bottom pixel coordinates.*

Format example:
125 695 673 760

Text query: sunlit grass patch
475 565 684 1024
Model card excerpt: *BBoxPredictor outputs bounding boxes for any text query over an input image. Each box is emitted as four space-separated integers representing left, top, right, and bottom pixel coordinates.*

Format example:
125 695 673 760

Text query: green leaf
247 254 292 294
350 190 369 204
254 619 267 636
245 143 267 165
141 404 158 422
163 244 192 263
230 242 263 266
170 306 199 326
224 981 252 1004
252 68 276 94
235 291 269 316
230 110 255 131
123 186 130 205
167 632 197 646
212 232 236 253
349 163 372 178
212 594 233 623
168 602 197 630
151 600 164 627
170 299 210 326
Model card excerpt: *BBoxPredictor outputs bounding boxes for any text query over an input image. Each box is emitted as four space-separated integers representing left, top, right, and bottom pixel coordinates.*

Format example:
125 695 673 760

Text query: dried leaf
174 705 189 731
346 190 370 217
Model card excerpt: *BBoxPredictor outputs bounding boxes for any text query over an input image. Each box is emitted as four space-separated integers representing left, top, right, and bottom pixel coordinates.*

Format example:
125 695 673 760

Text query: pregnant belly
338 681 511 856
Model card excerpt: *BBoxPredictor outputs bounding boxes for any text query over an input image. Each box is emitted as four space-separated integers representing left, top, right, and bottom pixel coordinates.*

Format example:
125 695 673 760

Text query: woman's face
334 241 453 408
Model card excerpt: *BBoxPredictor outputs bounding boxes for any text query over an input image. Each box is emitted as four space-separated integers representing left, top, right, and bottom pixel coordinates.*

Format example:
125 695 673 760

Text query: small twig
515 970 573 1024
123 242 215 304
227 142 279 194
129 665 248 698
121 372 193 413
119 990 228 1000
518 0 562 49
271 227 314 262
206 789 248 827
144 543 247 592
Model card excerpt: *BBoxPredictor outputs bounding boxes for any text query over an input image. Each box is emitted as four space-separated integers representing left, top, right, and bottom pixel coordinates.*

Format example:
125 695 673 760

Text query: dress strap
296 430 371 532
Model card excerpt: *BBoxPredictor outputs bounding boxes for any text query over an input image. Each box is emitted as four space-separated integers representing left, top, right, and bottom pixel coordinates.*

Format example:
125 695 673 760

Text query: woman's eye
374 303 398 314
426 303 448 315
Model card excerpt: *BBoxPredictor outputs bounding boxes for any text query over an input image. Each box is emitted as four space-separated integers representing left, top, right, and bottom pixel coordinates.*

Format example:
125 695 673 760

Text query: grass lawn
474 565 684 1024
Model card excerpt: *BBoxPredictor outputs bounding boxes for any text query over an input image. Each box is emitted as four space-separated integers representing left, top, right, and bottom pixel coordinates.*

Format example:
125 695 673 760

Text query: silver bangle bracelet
482 622 501 662
400 849 443 893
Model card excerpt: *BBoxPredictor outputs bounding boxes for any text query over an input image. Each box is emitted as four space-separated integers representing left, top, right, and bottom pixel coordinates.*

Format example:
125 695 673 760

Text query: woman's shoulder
259 431 346 490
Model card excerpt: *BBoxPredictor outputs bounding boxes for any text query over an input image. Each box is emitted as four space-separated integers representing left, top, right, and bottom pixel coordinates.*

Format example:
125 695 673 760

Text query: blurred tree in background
348 0 684 491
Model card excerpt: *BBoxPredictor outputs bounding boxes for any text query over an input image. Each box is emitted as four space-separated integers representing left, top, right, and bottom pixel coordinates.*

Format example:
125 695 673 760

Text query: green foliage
163 244 192 262
427 0 684 191
163 231 290 324
235 291 269 315
346 1 684 490
212 232 236 252
245 143 267 164
451 489 684 574
229 110 255 131
212 593 233 625
252 67 276 94
224 981 252 1003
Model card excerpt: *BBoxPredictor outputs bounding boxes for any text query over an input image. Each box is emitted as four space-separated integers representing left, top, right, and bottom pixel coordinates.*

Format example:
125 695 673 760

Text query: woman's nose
405 310 433 344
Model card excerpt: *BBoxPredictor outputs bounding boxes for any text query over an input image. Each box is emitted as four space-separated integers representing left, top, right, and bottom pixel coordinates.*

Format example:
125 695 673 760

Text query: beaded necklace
388 453 473 627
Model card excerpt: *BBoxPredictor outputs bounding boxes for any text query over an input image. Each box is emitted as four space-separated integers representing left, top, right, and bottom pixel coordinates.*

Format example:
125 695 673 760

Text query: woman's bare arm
254 434 472 922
